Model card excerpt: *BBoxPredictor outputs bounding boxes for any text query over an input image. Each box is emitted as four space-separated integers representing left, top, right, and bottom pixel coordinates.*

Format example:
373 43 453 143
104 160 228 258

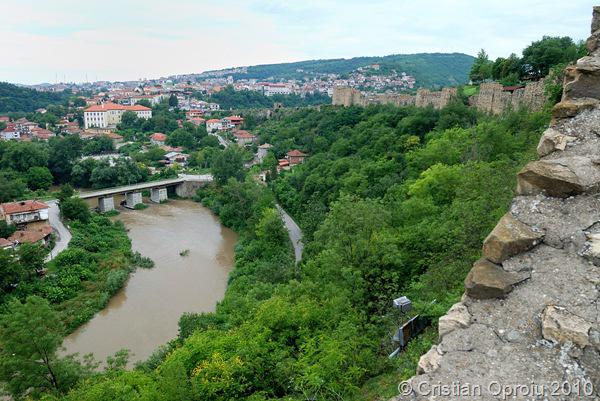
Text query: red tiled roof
0 238 13 248
105 132 123 140
1 200 49 215
9 226 52 244
287 149 307 157
85 102 151 112
150 133 167 141
207 119 221 123
234 130 255 139
224 116 244 122
128 104 152 111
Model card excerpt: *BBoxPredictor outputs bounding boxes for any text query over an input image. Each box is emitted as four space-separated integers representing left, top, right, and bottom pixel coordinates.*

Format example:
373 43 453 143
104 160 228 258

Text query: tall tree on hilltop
469 49 494 83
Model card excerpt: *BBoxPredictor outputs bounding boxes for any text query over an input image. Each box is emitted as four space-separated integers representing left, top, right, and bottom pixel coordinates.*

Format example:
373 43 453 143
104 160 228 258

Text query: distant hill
0 82 71 113
211 53 475 89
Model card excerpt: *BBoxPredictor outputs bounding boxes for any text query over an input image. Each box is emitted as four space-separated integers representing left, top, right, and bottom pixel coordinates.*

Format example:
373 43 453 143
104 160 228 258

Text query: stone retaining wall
391 8 600 400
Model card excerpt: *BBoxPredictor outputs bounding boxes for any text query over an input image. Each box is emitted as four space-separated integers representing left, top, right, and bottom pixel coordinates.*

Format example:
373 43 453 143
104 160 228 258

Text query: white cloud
1 0 596 84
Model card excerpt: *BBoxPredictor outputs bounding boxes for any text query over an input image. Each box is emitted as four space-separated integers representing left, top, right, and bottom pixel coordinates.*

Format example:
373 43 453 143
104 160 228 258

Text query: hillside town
24 63 417 105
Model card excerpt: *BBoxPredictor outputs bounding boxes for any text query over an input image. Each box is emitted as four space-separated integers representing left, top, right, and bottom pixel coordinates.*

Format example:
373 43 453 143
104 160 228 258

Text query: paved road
46 200 72 261
211 132 231 147
276 204 303 263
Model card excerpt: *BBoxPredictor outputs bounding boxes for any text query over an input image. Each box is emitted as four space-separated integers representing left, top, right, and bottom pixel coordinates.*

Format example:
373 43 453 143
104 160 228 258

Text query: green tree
0 171 27 202
59 197 91 223
17 243 48 277
167 129 196 149
118 111 138 130
0 296 91 399
168 94 179 108
2 142 48 172
57 183 75 202
48 135 84 183
27 166 54 190
469 49 493 83
211 147 245 185
0 220 16 238
521 36 585 79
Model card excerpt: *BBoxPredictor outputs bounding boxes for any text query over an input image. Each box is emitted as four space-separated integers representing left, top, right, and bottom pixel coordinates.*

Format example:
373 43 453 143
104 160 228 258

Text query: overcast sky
1 0 595 84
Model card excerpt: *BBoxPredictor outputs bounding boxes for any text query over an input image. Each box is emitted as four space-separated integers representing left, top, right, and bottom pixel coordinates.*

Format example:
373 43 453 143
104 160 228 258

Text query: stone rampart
391 9 600 400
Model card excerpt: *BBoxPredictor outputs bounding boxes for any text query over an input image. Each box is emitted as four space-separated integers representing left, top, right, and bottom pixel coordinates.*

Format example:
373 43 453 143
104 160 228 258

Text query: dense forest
10 97 550 400
212 53 475 88
0 82 74 113
197 86 331 110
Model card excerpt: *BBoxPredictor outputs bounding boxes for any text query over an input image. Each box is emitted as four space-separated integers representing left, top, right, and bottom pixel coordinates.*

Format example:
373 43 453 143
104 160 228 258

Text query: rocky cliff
393 8 600 400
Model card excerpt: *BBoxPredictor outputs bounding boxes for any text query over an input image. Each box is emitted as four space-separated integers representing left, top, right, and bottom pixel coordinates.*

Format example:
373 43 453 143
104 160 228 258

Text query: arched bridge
78 174 213 211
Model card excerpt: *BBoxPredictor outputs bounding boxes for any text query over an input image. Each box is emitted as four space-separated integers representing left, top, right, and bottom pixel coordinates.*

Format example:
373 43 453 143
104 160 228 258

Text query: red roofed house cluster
1 118 57 142
84 102 152 129
277 150 308 172
233 130 257 146
0 200 53 249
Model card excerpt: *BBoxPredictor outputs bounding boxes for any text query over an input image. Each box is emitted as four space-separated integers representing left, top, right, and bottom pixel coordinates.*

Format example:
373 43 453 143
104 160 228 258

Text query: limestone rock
464 259 529 299
541 305 592 347
580 232 600 266
536 128 575 156
516 156 600 198
482 213 543 264
438 302 470 339
416 345 442 374
586 6 600 54
552 98 599 119
562 60 600 102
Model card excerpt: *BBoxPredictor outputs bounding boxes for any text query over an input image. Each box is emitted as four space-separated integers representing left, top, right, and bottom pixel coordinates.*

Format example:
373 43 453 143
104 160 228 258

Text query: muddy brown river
62 199 237 366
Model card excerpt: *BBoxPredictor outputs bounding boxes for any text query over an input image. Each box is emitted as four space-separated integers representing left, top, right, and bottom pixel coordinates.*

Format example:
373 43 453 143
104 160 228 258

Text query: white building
262 83 292 96
84 102 152 129
206 119 223 132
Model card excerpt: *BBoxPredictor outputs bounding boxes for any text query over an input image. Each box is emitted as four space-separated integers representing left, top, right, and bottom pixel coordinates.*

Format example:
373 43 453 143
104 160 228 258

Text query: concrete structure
125 192 143 209
98 196 115 213
150 187 168 203
84 102 152 129
78 175 213 210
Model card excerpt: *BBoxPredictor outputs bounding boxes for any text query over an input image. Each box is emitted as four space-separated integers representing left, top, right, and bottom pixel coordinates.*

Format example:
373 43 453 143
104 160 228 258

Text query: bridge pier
150 187 168 203
125 191 143 209
98 196 115 213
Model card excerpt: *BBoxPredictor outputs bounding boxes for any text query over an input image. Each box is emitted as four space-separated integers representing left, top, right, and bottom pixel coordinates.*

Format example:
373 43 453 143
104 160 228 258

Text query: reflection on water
62 200 237 366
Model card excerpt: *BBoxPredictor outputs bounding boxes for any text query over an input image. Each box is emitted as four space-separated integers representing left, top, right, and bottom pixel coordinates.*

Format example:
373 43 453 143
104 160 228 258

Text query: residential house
286 149 308 165
164 151 189 166
234 130 257 146
186 110 204 119
0 200 50 228
277 159 290 172
84 102 152 129
189 117 206 127
206 119 223 132
222 115 244 129
8 226 53 247
150 132 167 146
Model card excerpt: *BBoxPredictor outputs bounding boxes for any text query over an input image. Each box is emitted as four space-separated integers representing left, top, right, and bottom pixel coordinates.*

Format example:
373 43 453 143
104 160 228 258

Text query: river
62 199 237 366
